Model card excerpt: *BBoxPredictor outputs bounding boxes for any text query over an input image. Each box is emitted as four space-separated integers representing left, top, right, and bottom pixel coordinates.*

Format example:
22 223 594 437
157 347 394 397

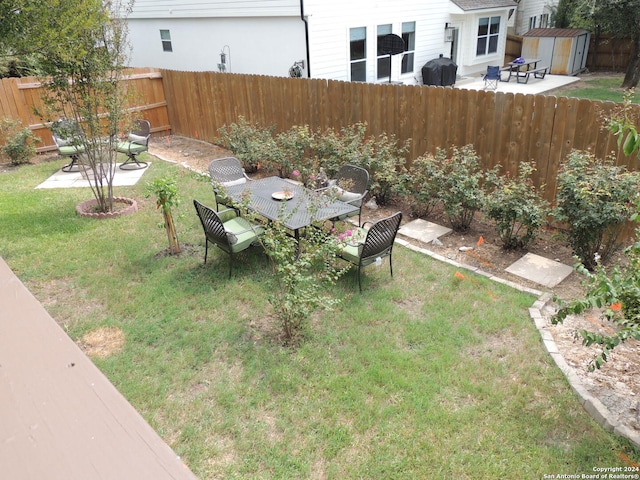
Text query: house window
540 13 549 28
377 24 392 80
401 22 415 74
350 27 366 82
160 29 173 52
529 16 537 30
476 16 500 56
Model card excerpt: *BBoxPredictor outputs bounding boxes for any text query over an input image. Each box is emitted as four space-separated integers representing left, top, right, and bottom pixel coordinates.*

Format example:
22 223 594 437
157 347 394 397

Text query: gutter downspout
300 0 311 77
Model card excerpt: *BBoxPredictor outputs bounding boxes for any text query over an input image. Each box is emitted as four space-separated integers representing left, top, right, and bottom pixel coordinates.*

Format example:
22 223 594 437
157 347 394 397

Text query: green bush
312 123 367 176
404 154 441 218
484 162 550 250
0 118 39 165
216 116 276 173
421 145 493 231
357 132 410 206
272 124 314 178
553 150 639 270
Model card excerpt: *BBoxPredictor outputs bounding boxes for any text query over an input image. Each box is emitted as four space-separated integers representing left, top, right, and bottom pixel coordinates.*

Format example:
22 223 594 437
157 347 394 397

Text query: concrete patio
454 72 581 96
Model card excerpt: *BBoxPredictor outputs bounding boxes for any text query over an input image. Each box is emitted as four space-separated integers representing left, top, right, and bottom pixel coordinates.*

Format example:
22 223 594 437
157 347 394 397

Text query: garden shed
522 28 590 76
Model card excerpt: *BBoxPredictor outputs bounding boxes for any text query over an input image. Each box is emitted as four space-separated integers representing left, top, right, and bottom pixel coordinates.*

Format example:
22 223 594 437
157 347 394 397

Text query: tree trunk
622 33 640 89
163 210 181 255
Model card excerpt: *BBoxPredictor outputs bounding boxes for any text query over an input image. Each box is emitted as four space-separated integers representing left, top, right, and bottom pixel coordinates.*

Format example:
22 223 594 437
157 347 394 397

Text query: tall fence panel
0 67 169 153
160 69 640 202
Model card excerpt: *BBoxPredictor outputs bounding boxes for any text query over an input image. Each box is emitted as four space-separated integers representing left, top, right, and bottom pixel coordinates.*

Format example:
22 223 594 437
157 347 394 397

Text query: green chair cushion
58 145 84 156
223 217 264 253
116 141 147 154
339 226 367 263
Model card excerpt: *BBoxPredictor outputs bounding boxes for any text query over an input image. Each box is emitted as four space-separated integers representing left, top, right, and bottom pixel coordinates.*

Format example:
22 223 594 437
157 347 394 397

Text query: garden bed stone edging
76 197 138 219
395 237 640 449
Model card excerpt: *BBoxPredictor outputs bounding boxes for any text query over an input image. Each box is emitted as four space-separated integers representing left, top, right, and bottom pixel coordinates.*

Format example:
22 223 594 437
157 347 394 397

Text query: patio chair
337 211 402 292
483 65 501 90
320 164 370 225
116 119 150 170
208 157 251 210
193 199 264 278
51 119 85 172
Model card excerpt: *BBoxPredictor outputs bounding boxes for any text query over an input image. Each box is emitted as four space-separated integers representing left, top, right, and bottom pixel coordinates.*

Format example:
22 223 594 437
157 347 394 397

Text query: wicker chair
320 164 370 225
208 157 251 210
116 119 150 170
338 211 402 292
193 199 264 278
51 119 85 172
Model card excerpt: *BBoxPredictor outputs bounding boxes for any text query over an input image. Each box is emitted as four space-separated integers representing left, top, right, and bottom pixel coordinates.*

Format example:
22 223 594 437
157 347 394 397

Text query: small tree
146 174 181 255
30 0 135 213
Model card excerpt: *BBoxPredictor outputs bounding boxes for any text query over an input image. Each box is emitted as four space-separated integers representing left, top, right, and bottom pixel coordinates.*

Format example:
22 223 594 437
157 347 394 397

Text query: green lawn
1 156 638 479
556 75 639 103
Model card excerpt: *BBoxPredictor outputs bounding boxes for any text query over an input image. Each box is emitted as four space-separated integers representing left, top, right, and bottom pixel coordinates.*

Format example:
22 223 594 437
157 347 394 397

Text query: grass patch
559 75 639 103
2 155 638 478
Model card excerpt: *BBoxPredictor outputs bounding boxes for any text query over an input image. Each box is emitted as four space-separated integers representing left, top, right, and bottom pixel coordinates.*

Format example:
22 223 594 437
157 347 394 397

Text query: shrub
359 132 410 206
423 145 492 231
273 125 314 178
404 154 441 218
259 201 348 342
216 116 276 173
312 123 367 176
553 150 639 270
484 162 550 250
0 118 39 165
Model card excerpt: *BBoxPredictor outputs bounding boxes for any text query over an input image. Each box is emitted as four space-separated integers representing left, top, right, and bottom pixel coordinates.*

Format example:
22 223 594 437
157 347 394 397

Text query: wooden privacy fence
161 69 640 201
1 67 638 202
0 67 170 153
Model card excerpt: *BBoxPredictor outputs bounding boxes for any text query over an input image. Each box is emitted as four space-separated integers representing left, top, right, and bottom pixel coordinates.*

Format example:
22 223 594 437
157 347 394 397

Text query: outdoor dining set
194 156 403 291
483 57 548 90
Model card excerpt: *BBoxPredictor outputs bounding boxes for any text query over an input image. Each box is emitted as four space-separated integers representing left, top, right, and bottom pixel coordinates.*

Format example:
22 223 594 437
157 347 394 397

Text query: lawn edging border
396 237 640 449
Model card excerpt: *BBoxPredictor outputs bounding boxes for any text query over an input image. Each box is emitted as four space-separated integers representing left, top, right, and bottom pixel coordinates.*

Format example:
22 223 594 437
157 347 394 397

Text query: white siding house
123 0 518 84
512 0 559 35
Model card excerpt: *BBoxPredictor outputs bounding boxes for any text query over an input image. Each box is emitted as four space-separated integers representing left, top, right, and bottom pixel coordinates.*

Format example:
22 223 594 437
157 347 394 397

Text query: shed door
571 33 588 74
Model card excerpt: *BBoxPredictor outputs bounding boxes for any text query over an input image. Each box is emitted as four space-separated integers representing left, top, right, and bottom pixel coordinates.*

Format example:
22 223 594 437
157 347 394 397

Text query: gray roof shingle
450 0 518 10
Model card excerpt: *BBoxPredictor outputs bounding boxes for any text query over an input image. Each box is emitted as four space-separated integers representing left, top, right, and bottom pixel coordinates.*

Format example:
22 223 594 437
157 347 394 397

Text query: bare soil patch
148 134 639 437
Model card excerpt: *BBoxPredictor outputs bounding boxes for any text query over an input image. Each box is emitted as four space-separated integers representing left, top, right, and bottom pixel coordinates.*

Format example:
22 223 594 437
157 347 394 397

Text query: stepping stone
398 219 452 244
505 253 574 288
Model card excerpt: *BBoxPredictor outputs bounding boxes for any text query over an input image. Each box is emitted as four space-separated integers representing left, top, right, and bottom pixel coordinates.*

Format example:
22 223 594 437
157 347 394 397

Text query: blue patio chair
483 65 501 90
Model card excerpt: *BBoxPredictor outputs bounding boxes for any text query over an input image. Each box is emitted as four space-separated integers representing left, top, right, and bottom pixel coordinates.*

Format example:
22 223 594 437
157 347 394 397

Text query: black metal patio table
223 176 359 240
